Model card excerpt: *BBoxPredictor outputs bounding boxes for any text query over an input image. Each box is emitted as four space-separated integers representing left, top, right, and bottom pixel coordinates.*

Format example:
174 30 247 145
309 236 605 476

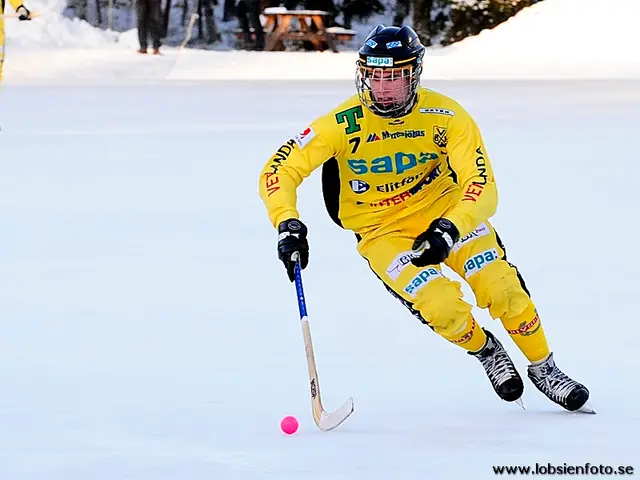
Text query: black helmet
356 25 425 118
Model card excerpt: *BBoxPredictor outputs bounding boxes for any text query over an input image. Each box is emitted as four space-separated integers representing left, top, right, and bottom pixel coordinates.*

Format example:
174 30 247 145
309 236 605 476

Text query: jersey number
348 137 361 154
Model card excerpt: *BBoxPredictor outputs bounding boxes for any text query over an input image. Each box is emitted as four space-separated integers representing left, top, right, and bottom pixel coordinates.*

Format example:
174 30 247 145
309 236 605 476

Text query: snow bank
4 0 135 48
426 0 640 79
447 0 638 60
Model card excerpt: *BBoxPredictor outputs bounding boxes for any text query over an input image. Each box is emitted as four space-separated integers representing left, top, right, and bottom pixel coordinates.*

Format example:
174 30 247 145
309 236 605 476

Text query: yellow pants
357 204 550 363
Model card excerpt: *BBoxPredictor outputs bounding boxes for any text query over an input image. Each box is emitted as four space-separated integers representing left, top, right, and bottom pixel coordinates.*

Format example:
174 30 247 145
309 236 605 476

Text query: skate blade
576 402 596 414
515 397 526 411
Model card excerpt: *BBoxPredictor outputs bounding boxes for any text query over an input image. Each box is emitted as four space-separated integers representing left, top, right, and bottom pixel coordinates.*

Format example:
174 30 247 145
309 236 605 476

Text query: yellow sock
441 314 487 352
501 305 549 363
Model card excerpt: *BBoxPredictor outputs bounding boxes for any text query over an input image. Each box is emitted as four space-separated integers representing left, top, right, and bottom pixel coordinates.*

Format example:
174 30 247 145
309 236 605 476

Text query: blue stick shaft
293 256 308 319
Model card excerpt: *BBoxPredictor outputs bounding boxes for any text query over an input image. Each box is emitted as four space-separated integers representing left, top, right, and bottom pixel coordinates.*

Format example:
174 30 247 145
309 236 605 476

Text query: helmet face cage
356 61 422 118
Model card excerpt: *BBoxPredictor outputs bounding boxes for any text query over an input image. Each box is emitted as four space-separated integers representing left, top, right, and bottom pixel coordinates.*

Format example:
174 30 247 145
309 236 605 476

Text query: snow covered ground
0 0 639 478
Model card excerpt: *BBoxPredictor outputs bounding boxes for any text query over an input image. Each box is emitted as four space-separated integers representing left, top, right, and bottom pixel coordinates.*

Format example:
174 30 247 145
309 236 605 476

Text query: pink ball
280 415 299 435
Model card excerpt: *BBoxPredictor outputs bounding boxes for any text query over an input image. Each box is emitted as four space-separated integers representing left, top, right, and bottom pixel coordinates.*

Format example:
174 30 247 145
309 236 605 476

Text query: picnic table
261 7 356 52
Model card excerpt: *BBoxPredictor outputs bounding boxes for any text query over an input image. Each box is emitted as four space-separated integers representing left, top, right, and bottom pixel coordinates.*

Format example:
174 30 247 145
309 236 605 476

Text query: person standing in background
1 0 32 83
236 0 264 50
136 0 163 54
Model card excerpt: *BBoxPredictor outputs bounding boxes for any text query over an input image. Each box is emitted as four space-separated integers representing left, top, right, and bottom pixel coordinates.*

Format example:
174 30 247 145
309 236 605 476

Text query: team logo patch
433 126 448 148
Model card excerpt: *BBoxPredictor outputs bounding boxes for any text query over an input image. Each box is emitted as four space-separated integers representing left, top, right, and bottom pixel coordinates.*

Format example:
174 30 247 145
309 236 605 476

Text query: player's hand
277 218 309 282
16 5 31 20
411 218 459 267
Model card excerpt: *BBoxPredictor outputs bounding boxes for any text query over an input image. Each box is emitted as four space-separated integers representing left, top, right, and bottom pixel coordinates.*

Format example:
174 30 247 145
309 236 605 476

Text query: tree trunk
412 0 434 46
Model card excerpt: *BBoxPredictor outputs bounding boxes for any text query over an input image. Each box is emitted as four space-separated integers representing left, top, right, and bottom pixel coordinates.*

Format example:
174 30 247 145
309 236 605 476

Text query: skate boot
469 329 524 404
527 352 594 413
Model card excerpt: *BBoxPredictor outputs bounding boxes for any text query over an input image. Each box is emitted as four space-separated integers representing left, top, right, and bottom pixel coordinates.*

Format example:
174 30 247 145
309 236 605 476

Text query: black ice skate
527 352 595 414
469 329 524 407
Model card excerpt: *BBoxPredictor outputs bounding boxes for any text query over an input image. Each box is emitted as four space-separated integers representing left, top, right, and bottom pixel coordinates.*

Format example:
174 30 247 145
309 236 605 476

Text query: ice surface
0 80 638 479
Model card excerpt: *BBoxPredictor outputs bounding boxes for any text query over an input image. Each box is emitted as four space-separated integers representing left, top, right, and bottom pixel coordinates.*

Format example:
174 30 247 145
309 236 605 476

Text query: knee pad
473 261 532 320
413 278 473 337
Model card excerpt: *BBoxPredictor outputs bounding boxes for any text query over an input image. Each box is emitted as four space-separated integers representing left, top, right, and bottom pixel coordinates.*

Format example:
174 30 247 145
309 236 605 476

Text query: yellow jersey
258 86 497 238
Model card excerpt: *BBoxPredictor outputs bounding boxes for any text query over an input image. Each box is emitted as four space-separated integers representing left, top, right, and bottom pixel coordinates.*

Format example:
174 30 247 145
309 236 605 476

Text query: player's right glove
16 5 31 20
277 218 309 282
411 217 460 267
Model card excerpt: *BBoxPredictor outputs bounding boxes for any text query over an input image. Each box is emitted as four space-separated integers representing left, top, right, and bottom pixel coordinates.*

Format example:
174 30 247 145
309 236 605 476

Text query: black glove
410 218 460 267
16 5 31 20
277 218 309 282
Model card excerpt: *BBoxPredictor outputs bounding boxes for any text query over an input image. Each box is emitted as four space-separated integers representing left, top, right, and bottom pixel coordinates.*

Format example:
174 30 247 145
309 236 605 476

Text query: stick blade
317 397 354 431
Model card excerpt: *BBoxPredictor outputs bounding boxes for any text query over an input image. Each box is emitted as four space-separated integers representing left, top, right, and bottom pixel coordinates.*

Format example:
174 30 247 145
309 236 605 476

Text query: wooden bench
233 26 356 43
260 8 353 52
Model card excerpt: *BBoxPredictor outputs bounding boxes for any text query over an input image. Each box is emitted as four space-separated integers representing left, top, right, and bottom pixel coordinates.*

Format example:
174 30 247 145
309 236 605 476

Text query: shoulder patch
294 126 316 149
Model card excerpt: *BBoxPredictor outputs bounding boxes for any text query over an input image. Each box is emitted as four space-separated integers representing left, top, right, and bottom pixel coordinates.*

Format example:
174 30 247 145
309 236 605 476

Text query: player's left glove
16 5 31 20
411 218 460 267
